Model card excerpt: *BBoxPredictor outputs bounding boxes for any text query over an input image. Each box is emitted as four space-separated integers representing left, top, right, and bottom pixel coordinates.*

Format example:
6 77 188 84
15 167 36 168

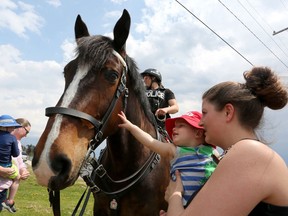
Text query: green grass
1 164 94 215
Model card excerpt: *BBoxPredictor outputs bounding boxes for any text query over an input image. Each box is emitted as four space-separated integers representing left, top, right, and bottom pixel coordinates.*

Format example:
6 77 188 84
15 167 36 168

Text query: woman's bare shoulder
217 139 288 204
223 139 276 163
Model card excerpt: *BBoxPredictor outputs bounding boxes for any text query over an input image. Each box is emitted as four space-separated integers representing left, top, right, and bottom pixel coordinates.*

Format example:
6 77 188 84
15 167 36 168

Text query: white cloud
0 45 21 79
0 44 64 138
0 0 44 37
0 0 17 9
110 0 128 4
61 39 77 64
46 0 61 8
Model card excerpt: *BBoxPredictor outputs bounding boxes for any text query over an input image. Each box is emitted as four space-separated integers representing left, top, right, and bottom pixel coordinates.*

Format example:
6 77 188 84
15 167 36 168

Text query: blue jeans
0 189 7 211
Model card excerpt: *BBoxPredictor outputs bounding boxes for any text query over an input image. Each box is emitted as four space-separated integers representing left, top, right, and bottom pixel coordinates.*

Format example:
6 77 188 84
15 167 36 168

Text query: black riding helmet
141 68 162 83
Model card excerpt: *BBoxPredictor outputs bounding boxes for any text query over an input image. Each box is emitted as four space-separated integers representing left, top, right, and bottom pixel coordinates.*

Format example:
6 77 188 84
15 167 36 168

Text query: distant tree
26 144 35 157
22 145 27 152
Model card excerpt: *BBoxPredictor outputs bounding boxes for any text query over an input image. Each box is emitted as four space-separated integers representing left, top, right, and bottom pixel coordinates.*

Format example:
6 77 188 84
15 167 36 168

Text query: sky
1 0 288 163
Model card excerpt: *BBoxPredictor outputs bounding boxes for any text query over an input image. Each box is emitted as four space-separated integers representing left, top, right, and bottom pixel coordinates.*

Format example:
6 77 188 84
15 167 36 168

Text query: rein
46 50 162 216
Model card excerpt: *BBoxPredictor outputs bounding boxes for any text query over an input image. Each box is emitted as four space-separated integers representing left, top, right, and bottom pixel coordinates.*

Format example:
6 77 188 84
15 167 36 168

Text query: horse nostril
51 154 72 176
49 154 73 190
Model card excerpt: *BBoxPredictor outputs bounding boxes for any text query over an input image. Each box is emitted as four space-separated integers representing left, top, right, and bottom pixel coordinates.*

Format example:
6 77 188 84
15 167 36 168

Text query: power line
175 0 254 66
243 0 288 55
273 27 288 36
218 0 288 69
237 0 288 60
280 0 288 12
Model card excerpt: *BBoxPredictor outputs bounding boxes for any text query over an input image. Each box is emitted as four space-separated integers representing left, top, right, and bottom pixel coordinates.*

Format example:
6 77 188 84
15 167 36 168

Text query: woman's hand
155 108 168 119
160 170 184 216
165 170 183 202
161 170 185 216
20 168 30 180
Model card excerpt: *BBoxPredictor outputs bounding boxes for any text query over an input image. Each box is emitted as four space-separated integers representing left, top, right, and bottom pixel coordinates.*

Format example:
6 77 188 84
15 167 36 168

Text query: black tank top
248 201 288 216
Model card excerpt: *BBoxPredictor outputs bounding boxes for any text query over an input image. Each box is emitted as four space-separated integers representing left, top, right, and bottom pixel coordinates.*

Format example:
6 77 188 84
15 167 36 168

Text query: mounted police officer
141 68 179 129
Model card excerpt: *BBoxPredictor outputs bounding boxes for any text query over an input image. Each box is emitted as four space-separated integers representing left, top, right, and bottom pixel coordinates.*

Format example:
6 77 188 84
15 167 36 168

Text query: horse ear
113 9 131 52
75 15 90 44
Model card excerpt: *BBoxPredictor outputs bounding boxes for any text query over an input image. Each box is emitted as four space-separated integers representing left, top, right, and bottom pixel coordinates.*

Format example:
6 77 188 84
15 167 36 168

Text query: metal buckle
95 131 103 142
151 154 160 169
90 184 100 194
95 164 106 178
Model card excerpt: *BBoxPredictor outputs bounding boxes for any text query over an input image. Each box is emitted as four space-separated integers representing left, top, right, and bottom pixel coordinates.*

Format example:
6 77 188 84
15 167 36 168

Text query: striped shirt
170 144 217 206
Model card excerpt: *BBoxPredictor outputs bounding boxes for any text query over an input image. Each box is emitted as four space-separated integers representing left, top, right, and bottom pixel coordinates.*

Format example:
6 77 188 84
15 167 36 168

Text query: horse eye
104 70 119 83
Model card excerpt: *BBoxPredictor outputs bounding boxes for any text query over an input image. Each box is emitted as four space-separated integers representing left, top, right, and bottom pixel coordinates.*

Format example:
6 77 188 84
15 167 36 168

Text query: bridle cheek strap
112 50 127 69
89 49 128 146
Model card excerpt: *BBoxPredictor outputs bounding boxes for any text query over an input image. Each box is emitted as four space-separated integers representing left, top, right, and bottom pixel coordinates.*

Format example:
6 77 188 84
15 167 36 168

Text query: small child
118 110 218 207
0 114 21 213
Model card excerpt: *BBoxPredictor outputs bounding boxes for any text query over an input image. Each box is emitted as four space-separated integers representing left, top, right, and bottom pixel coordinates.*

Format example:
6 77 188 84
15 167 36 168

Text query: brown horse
32 9 170 215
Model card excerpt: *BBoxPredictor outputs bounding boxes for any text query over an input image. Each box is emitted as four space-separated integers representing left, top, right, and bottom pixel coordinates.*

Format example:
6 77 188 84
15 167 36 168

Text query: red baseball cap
165 111 203 139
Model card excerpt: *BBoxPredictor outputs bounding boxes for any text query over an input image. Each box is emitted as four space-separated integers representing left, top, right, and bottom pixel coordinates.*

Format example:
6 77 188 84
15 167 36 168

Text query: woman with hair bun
161 66 288 216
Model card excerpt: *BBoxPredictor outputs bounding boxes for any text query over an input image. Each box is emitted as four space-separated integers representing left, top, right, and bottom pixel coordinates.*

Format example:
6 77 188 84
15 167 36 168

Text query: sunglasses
23 127 29 135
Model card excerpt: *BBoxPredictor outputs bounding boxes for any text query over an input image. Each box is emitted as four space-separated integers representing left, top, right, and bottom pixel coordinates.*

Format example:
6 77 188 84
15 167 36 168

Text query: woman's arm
156 99 179 117
167 98 179 114
118 111 176 159
164 170 185 216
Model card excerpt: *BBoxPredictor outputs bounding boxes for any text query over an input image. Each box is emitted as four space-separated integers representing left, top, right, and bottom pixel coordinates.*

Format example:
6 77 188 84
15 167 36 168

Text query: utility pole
273 27 288 35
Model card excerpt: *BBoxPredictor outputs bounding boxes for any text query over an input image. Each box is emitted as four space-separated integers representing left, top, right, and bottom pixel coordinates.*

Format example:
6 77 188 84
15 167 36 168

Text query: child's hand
159 210 167 216
118 111 132 130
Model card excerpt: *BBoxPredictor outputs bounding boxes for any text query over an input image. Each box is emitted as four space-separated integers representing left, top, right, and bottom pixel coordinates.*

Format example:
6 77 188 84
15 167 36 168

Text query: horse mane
76 35 112 68
75 34 155 124
125 56 155 123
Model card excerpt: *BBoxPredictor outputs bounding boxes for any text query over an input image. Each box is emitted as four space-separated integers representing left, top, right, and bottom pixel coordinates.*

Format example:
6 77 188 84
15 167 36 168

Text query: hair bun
244 67 288 110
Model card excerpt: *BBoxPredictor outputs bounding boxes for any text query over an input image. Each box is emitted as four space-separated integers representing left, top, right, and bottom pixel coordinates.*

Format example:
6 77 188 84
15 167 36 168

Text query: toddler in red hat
118 110 218 207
